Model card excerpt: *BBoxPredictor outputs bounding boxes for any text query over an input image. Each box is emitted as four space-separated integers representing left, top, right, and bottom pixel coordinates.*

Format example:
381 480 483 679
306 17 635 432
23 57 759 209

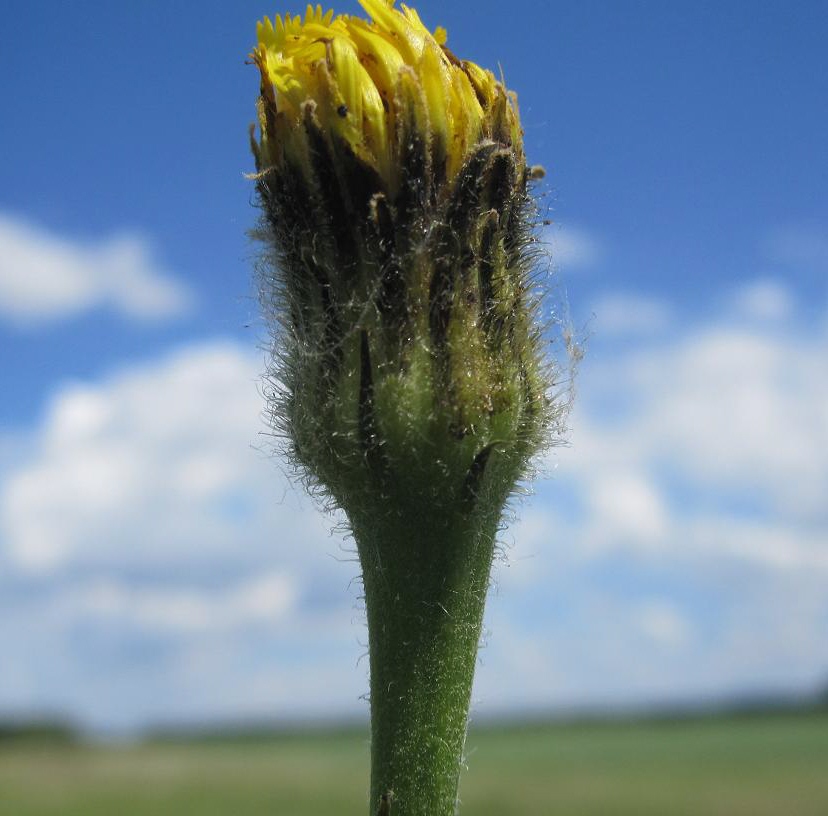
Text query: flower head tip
251 1 523 189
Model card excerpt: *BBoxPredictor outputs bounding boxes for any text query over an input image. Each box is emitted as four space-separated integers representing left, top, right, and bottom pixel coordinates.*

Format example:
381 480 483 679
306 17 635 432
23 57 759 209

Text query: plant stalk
353 511 500 816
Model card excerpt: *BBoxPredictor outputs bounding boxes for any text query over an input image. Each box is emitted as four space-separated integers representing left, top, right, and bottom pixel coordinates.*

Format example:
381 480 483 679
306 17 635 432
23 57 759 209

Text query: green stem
353 511 499 816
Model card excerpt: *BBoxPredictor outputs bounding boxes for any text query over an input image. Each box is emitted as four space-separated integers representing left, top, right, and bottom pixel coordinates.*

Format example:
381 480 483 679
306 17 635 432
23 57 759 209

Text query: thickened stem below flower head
251 3 562 814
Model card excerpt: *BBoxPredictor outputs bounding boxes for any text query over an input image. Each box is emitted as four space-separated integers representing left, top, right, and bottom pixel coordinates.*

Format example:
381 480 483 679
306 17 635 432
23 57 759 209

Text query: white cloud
544 224 603 270
0 212 193 324
588 292 673 335
1 279 826 729
633 600 691 649
586 472 667 546
561 287 828 523
732 279 795 321
477 571 826 713
682 518 828 573
471 281 828 713
54 571 298 634
0 339 364 729
0 341 323 573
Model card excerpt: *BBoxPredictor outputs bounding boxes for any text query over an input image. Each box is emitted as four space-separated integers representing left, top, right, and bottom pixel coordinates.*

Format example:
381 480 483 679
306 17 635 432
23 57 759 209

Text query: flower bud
250 5 565 814
252 2 551 521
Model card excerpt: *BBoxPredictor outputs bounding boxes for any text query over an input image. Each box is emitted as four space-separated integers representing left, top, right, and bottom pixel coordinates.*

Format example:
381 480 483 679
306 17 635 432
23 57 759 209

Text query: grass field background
2 710 827 815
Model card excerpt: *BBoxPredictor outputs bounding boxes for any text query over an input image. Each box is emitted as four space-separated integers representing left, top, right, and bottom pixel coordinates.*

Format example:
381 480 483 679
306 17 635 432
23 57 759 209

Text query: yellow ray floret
252 1 522 186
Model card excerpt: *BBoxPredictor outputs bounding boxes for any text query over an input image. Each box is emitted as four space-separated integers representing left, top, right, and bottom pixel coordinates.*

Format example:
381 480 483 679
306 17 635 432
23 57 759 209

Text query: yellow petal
418 40 449 145
253 1 523 186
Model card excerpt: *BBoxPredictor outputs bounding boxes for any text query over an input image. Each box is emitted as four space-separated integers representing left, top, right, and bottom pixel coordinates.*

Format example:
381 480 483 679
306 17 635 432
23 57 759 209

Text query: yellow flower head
249 1 557 600
251 1 523 188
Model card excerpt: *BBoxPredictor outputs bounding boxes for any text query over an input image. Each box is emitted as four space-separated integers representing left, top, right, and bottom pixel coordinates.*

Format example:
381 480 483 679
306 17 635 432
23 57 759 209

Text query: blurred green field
2 711 827 815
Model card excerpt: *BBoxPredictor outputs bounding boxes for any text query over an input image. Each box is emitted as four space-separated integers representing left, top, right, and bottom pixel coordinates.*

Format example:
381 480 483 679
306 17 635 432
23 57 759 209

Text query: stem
353 510 499 816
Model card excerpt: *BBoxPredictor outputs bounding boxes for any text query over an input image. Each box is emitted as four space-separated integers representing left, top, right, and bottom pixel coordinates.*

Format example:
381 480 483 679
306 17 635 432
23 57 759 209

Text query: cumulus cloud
0 212 193 324
588 292 673 336
732 279 795 322
57 572 298 634
544 223 604 271
1 281 826 729
0 341 333 574
560 288 828 525
586 472 667 547
474 281 828 712
633 600 692 649
0 339 362 729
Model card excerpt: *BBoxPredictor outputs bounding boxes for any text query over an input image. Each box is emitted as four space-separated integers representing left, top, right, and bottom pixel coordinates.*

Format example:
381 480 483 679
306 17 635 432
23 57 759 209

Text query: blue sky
1 1 826 732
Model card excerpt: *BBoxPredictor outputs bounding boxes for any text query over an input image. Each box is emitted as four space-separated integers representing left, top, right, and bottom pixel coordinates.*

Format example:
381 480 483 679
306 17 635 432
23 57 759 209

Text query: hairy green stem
353 511 499 816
